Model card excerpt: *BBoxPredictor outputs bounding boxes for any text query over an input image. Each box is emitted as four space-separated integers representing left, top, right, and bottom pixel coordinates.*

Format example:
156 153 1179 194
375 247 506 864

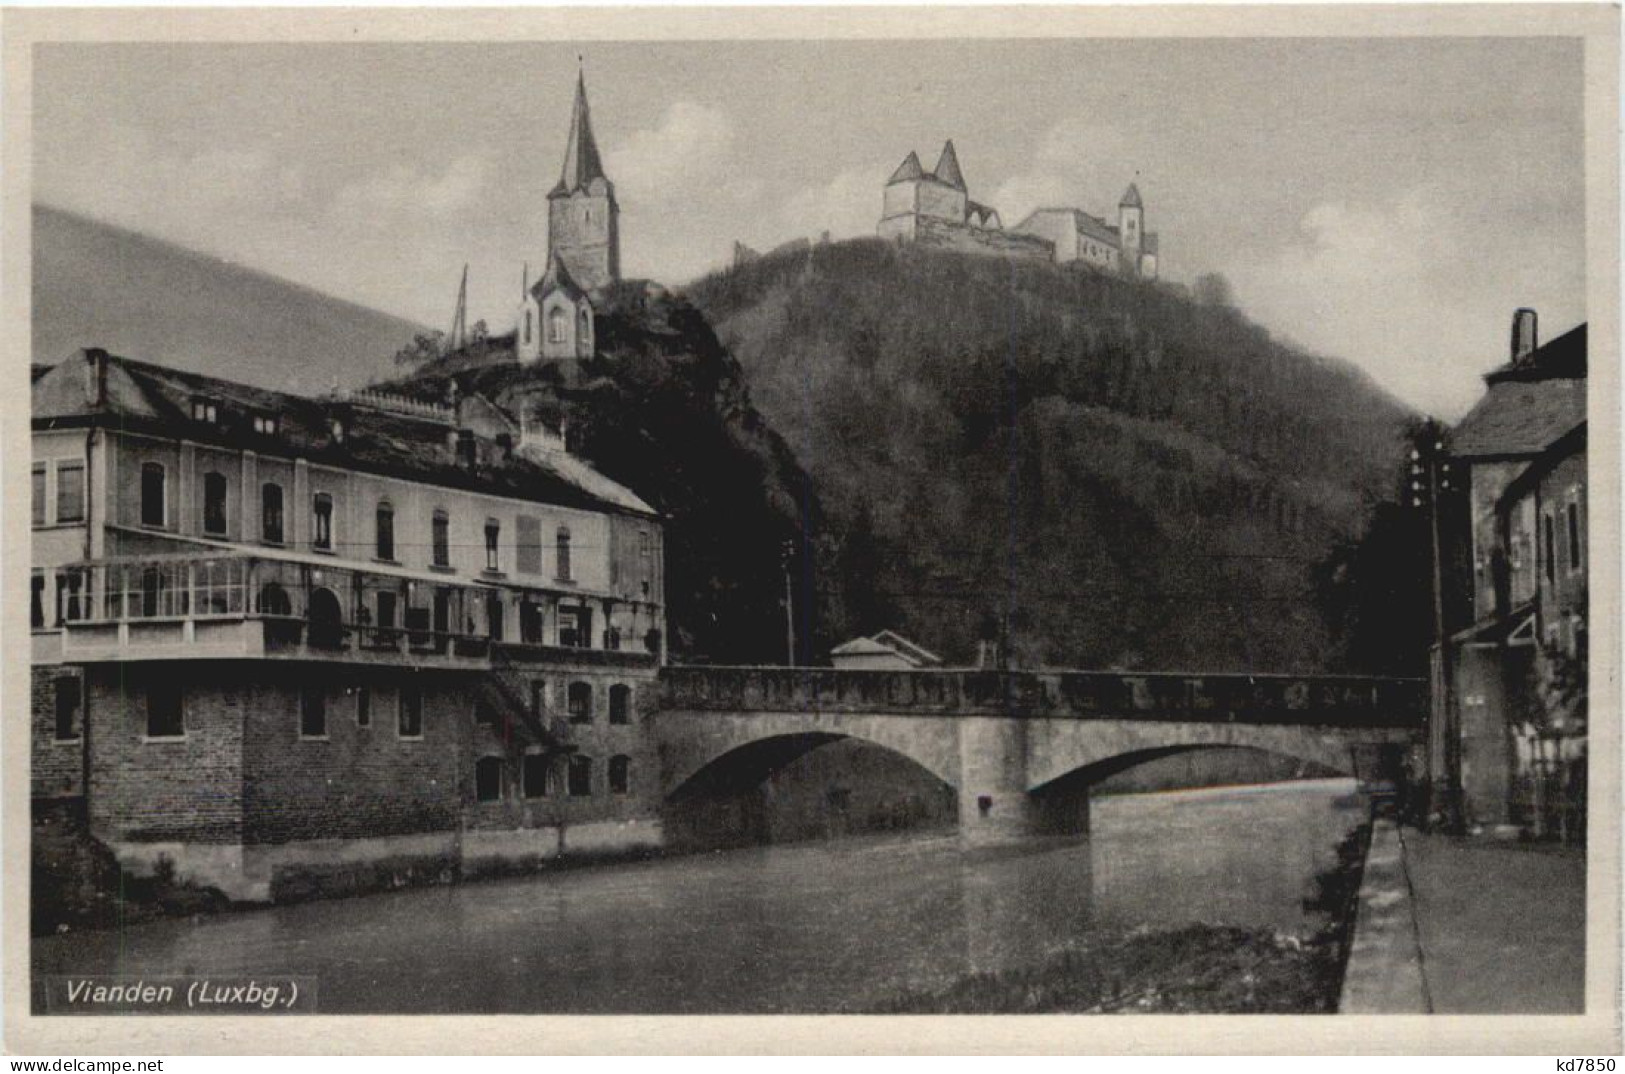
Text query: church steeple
544 65 620 292
550 67 609 199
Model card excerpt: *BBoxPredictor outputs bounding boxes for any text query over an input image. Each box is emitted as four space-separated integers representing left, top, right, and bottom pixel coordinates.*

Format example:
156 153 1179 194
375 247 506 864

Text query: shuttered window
516 515 542 575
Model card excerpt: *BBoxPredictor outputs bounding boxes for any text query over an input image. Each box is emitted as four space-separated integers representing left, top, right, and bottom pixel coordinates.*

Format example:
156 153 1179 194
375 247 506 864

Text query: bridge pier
955 717 1089 845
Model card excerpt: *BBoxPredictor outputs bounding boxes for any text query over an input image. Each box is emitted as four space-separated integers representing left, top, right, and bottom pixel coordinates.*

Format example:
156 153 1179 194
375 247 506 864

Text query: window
262 483 284 544
568 754 592 797
32 464 46 525
376 501 395 561
555 527 572 582
486 592 504 642
520 601 545 645
516 515 542 574
330 418 346 443
139 567 164 617
1543 513 1557 585
609 684 631 725
54 677 81 741
431 509 450 568
355 686 372 727
146 680 184 739
375 590 398 633
559 606 589 649
530 680 546 717
57 571 84 624
140 462 166 528
475 757 504 803
568 681 592 724
191 397 219 424
484 518 501 572
549 308 567 344
30 574 45 629
608 755 630 795
523 754 550 798
1567 500 1583 573
523 310 532 345
579 308 591 344
253 413 279 436
300 685 326 738
399 685 423 739
56 463 85 524
312 493 334 551
202 471 228 536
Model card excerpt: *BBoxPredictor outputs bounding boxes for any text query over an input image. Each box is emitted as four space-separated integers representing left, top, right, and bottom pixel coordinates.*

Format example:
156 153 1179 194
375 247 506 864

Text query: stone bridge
654 667 1424 845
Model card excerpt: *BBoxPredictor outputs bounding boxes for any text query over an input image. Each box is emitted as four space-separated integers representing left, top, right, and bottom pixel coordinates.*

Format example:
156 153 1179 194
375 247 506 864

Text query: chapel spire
551 65 608 198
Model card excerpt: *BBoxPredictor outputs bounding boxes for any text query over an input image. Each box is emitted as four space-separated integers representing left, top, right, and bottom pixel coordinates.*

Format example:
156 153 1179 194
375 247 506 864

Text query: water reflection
33 780 1360 1013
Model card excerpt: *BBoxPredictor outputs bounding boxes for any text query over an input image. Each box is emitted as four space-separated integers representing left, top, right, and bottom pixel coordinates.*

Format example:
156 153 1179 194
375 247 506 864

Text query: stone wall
31 664 83 799
912 216 1055 262
548 190 619 291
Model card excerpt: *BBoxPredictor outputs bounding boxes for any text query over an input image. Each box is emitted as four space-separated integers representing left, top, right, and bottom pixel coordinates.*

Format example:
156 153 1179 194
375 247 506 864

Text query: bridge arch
1023 719 1366 793
656 711 961 801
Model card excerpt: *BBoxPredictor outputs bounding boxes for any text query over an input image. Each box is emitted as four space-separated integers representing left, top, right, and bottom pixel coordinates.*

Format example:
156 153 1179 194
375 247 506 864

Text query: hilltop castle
516 70 619 364
877 140 1160 280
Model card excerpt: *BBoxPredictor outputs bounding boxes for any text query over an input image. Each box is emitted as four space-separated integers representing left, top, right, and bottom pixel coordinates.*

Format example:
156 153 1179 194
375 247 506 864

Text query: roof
932 140 967 191
33 349 656 518
1120 183 1143 208
549 70 610 199
1497 423 1587 514
1453 322 1587 459
532 252 588 301
887 151 926 185
1452 376 1586 459
830 630 943 667
1485 323 1588 384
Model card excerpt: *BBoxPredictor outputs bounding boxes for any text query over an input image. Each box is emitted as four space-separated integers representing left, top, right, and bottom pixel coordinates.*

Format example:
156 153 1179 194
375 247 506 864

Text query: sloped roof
1120 183 1143 208
933 140 967 191
1454 322 1587 459
887 151 926 185
1452 376 1586 459
533 252 588 301
549 70 610 199
32 349 655 517
830 630 943 667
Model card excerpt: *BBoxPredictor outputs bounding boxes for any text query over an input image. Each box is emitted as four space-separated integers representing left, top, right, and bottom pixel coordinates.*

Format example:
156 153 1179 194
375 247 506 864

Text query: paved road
1407 833 1586 1013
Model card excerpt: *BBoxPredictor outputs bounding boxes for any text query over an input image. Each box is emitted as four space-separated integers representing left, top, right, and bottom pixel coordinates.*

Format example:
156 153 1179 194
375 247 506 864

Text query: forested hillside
686 239 1415 671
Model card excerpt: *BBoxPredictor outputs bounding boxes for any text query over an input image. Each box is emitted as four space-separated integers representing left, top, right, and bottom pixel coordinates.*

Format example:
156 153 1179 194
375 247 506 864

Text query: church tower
1118 182 1144 272
547 69 620 292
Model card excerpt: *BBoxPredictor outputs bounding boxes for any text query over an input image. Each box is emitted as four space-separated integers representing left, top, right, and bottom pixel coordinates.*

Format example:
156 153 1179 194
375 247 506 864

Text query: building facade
876 140 1161 279
31 348 667 901
1439 311 1587 840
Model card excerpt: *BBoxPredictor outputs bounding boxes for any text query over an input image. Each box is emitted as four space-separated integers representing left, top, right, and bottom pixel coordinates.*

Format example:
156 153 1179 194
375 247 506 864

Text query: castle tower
547 68 620 292
1118 182 1144 269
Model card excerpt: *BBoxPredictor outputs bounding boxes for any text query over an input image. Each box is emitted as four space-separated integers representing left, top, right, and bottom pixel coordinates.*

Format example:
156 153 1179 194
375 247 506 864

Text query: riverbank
859 820 1371 1014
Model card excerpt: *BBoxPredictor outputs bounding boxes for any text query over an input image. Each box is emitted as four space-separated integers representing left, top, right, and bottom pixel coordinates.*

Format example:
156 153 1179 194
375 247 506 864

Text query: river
32 779 1364 1013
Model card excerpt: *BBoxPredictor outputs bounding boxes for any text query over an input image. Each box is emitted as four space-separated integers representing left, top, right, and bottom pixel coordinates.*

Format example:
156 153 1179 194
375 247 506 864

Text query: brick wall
86 663 245 843
31 665 84 799
241 669 467 844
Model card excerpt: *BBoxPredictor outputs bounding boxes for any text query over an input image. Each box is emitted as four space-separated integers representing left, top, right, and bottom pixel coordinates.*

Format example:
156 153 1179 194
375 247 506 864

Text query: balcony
56 553 499 669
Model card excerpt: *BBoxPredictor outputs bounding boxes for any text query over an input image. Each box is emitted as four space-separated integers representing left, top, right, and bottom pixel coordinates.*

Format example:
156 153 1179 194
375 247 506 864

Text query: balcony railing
659 666 1426 728
55 553 501 667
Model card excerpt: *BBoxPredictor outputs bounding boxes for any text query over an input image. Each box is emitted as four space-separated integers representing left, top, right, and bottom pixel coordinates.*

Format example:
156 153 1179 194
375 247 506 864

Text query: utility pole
781 539 797 667
1410 421 1462 834
448 264 469 354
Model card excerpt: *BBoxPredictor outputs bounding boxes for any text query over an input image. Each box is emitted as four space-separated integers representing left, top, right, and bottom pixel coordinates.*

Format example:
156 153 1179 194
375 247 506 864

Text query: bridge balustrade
659 666 1424 728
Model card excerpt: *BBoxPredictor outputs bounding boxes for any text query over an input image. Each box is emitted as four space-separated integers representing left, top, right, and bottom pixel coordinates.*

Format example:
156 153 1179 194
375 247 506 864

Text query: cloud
607 101 752 207
775 168 875 243
1226 187 1582 419
990 118 1144 225
329 154 491 218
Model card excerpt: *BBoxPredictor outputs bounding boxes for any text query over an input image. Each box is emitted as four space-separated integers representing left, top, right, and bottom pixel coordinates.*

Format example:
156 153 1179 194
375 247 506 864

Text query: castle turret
932 140 967 192
547 69 620 292
1118 182 1144 259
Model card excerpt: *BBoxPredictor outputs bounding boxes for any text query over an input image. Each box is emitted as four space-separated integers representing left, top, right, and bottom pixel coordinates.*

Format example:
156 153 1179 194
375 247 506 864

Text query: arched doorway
307 586 345 650
256 582 292 617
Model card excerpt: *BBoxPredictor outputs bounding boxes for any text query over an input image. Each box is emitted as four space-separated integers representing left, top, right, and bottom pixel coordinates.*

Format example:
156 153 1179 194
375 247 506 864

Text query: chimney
1511 308 1539 364
82 348 109 408
455 427 477 470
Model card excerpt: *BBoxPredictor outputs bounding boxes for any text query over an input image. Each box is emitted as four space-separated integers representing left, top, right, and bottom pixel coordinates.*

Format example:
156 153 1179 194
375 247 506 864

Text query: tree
394 330 447 367
1193 272 1235 309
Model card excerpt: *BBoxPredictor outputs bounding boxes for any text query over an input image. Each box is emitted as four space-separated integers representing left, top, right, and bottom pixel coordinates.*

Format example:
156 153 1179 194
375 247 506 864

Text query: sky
33 38 1587 419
